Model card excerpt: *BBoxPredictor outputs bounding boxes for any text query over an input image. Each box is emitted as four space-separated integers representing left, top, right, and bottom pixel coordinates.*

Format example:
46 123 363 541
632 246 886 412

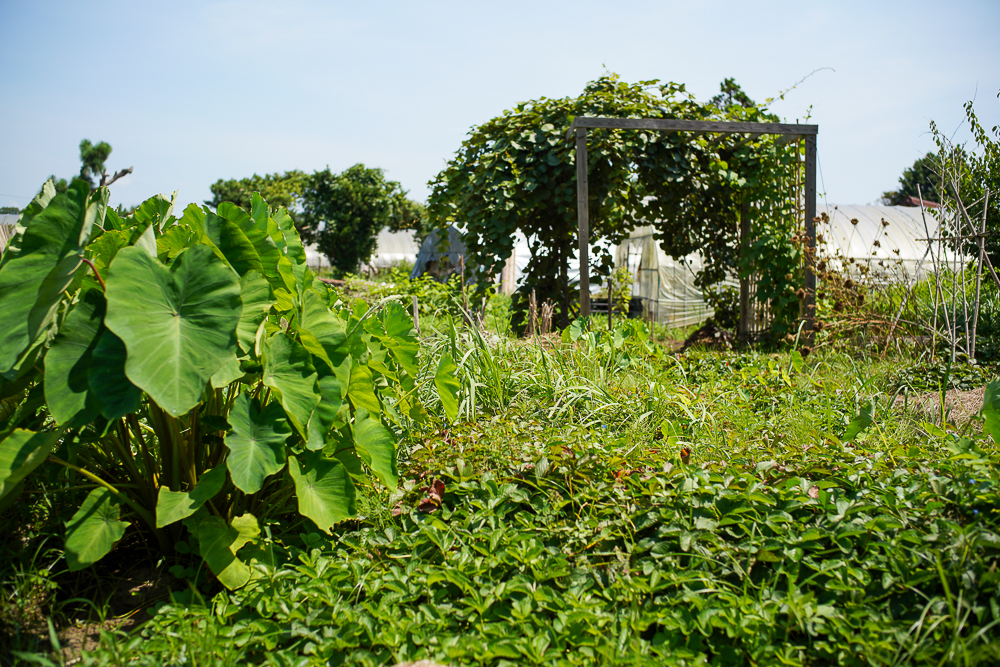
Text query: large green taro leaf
0 181 101 378
268 205 306 265
88 328 143 421
288 453 355 534
352 408 398 490
155 465 227 528
44 288 105 426
262 335 320 439
298 288 348 372
187 513 259 590
348 362 380 413
982 379 1000 443
0 429 61 502
64 488 130 571
204 211 264 278
104 245 242 417
236 271 275 355
217 203 284 290
225 394 291 494
373 302 419 378
435 352 461 423
306 367 345 451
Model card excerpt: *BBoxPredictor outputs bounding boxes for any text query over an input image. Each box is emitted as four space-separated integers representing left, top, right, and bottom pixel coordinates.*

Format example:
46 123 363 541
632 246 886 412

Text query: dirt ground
893 385 987 426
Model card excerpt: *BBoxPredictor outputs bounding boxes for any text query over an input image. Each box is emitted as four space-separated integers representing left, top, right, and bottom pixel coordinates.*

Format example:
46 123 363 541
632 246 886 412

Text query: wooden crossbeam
565 117 818 140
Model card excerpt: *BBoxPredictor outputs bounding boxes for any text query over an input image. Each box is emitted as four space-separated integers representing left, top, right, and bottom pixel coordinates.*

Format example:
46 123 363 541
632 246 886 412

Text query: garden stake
412 295 420 337
971 188 989 358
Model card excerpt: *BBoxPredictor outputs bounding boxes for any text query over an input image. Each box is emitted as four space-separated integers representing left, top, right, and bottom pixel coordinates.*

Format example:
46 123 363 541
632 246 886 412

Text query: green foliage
299 164 418 277
593 264 634 314
77 139 113 189
87 414 1000 666
0 206 19 214
880 152 942 205
428 74 804 332
205 171 306 212
0 181 432 588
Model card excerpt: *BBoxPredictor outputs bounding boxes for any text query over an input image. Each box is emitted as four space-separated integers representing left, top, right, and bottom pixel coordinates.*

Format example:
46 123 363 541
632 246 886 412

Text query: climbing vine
428 74 805 333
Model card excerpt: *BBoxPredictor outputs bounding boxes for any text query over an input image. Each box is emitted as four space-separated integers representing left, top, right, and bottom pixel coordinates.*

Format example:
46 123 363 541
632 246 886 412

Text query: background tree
205 171 306 212
42 139 131 196
78 139 113 187
299 164 414 276
880 153 941 205
428 74 802 331
0 206 20 214
388 196 432 243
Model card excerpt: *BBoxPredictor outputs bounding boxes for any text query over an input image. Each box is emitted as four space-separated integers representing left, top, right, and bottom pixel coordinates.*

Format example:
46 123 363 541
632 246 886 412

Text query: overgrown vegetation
427 74 805 333
3 257 1000 664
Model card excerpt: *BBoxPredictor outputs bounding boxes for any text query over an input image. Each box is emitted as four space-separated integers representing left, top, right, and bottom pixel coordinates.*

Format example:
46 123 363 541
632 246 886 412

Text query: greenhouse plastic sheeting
305 228 420 271
614 226 738 328
816 204 961 281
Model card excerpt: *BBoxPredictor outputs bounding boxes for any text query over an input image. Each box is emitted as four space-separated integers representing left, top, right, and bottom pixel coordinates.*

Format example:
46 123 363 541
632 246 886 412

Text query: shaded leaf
65 488 129 571
155 465 227 528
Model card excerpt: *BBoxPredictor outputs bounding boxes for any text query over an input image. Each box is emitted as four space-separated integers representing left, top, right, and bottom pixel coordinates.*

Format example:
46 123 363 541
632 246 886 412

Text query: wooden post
803 134 817 345
738 199 751 339
576 128 591 318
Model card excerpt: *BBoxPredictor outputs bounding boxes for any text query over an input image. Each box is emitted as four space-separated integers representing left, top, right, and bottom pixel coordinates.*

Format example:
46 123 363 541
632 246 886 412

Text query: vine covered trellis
428 75 817 337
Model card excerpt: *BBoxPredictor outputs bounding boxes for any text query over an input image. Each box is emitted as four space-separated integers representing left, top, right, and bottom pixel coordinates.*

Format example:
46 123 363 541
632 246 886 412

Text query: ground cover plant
6 287 1000 665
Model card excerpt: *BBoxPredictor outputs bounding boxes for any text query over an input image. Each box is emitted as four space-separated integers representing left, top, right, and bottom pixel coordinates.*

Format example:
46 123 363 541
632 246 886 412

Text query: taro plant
0 180 429 588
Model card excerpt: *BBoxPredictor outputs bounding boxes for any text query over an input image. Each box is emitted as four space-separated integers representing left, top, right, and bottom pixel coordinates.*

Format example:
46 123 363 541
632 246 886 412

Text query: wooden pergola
566 117 819 341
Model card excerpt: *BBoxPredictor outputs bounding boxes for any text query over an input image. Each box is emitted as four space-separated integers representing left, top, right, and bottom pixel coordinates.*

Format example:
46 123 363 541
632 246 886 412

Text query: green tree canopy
205 171 307 212
299 164 416 277
880 153 942 206
78 139 113 188
427 74 802 330
41 139 130 197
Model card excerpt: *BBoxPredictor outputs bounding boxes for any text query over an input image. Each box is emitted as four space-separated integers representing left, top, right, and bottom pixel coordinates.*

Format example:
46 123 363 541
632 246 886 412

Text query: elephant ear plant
0 180 424 589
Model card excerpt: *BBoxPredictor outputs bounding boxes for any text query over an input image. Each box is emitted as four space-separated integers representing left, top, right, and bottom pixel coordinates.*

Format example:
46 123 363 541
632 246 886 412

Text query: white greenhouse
613 205 949 327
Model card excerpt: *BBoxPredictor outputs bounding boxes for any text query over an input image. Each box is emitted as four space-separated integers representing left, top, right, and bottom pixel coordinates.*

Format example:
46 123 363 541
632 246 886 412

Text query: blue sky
1 0 998 213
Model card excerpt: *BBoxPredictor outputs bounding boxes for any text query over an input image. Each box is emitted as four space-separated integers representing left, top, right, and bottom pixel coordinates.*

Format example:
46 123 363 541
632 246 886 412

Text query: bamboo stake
971 188 989 359
412 295 420 337
917 186 942 359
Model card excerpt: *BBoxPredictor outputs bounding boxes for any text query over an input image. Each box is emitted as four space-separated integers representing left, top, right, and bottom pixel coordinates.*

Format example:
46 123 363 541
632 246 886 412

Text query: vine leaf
843 402 876 443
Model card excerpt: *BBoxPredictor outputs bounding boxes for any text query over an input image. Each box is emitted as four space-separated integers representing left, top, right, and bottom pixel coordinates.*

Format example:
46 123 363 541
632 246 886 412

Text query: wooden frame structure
566 117 819 341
